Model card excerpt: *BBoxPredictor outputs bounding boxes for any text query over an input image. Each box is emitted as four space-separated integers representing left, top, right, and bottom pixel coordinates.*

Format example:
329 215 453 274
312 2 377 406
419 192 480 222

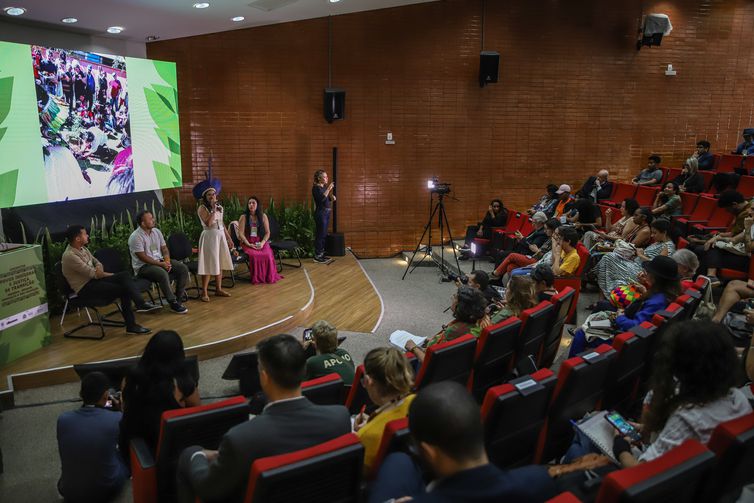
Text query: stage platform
0 252 382 401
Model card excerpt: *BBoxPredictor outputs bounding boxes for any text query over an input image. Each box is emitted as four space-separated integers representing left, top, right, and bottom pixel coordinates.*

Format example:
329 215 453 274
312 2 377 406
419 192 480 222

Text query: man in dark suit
176 334 351 503
369 382 558 503
577 169 613 202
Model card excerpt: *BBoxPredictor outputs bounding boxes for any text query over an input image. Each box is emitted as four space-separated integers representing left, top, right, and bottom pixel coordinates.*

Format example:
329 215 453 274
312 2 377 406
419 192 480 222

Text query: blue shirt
697 151 715 170
734 142 754 155
614 292 669 332
57 406 129 502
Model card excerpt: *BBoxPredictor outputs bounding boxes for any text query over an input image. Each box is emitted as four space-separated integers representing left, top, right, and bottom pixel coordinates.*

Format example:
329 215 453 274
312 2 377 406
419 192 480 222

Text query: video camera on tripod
427 178 451 195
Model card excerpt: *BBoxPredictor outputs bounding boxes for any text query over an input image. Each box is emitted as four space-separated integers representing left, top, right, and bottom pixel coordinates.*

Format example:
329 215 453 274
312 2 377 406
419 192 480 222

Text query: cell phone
303 328 313 342
606 410 641 442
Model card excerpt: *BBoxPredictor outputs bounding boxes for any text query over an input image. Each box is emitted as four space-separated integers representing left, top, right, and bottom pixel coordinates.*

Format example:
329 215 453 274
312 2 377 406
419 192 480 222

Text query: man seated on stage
733 128 754 155
694 140 715 170
176 334 351 503
576 169 613 202
62 225 154 334
57 371 129 503
368 381 557 503
632 154 663 186
128 210 188 314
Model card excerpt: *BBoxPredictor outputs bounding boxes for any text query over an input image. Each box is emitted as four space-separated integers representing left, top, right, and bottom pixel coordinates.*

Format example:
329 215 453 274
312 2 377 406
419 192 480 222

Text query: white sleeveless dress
197 206 233 276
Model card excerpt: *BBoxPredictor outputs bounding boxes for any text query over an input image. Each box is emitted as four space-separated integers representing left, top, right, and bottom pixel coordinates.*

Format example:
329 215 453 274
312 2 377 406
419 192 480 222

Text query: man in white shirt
128 210 188 314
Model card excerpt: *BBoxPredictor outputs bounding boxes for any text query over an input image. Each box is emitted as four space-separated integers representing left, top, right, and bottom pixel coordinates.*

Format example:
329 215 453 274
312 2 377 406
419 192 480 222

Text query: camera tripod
402 191 460 280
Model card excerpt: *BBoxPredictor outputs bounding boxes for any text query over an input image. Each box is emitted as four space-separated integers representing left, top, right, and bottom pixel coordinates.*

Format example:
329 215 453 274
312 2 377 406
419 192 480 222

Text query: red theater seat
737 175 754 198
674 195 717 234
678 192 700 218
535 344 616 463
414 333 477 390
603 331 651 414
595 440 716 503
547 492 583 503
689 205 734 234
131 396 250 503
344 365 374 415
719 254 754 282
368 417 411 479
301 373 344 406
539 287 576 369
470 317 521 401
705 412 754 501
242 433 364 503
717 154 746 173
516 301 557 366
602 183 638 208
634 185 660 206
482 369 556 468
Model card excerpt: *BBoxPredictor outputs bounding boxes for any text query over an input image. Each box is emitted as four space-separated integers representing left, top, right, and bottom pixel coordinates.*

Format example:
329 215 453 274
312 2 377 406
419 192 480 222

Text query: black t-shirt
312 184 331 210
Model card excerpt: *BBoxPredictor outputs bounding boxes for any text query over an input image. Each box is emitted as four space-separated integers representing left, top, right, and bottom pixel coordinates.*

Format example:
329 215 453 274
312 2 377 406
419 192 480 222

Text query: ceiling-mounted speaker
324 88 345 123
479 51 500 87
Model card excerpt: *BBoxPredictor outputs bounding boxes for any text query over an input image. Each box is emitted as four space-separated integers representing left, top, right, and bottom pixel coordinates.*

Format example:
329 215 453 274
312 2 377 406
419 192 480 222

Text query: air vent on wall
248 0 299 12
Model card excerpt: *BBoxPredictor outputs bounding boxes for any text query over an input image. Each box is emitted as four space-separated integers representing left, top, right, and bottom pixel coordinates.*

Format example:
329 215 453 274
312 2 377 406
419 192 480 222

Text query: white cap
555 184 571 195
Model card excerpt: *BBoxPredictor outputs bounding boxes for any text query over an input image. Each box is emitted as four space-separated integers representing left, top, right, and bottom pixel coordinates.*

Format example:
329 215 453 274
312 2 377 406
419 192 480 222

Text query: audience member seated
237 196 283 284
694 140 715 171
651 182 682 217
733 128 754 155
611 321 751 467
566 196 602 233
527 184 559 217
62 224 154 335
176 334 351 503
458 270 501 305
498 211 548 260
57 371 128 503
354 347 415 474
689 191 752 285
119 330 201 457
491 275 538 324
368 382 557 503
128 210 189 314
582 198 641 250
532 264 558 302
304 320 355 384
597 217 674 298
553 185 576 219
463 199 508 247
570 255 681 356
576 169 613 202
713 279 754 323
550 225 582 277
671 157 705 193
563 322 751 475
631 154 663 186
671 248 700 290
491 218 560 282
404 286 489 365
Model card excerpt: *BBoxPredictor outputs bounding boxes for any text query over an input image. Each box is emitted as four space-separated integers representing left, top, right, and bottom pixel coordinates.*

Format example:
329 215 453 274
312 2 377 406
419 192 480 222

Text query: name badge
250 226 258 238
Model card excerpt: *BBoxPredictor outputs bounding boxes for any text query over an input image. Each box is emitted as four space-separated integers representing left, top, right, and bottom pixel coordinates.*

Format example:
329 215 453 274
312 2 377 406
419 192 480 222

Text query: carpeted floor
0 257 594 502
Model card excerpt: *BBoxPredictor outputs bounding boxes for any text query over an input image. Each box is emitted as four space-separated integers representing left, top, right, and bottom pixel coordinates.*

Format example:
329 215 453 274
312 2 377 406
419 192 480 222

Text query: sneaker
169 301 188 314
176 291 188 303
126 324 151 335
313 255 328 263
136 302 161 313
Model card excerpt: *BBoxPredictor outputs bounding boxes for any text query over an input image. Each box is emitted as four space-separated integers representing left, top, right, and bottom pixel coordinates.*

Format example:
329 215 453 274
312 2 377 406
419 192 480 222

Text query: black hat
743 128 754 137
642 255 679 281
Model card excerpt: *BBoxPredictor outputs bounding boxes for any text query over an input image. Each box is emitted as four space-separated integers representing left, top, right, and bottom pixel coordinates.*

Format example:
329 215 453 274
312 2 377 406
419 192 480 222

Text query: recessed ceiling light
193 2 210 8
231 16 245 22
61 17 78 24
107 26 124 34
146 35 160 41
3 6 26 16
329 0 341 3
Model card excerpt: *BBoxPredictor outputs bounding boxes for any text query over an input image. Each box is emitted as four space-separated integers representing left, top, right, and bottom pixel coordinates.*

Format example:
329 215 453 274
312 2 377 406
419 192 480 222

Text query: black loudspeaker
479 51 500 87
326 233 346 257
324 88 345 123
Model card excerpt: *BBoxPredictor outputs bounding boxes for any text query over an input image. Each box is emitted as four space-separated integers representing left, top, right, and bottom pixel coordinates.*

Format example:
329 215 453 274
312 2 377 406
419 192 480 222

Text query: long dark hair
243 196 266 236
200 189 216 211
644 321 740 437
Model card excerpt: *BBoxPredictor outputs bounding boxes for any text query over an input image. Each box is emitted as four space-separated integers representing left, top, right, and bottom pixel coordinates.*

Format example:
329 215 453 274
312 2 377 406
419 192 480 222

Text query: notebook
573 411 620 464
389 330 427 350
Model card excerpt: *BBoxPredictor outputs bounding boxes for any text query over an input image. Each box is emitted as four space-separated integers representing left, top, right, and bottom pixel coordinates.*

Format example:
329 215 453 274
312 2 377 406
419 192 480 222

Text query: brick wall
147 0 754 257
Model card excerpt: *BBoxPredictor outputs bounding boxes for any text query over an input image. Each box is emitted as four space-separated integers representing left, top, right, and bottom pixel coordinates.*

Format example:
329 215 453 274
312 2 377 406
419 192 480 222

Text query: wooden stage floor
0 253 382 397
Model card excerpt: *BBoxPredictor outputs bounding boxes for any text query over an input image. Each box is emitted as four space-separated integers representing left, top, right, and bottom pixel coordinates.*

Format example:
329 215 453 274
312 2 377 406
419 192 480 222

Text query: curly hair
453 285 487 324
644 321 740 437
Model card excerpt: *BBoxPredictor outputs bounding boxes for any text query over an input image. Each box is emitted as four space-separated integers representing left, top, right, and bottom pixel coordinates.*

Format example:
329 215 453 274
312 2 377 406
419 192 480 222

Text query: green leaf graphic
0 76 13 124
154 61 177 89
0 169 19 207
0 127 6 144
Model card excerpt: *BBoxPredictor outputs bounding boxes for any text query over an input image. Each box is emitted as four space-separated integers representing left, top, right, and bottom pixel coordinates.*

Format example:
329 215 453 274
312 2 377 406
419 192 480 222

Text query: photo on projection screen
0 41 182 208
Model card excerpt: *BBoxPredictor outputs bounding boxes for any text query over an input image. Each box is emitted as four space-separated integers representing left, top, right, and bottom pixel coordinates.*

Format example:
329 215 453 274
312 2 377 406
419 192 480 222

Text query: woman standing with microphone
312 170 335 263
193 177 234 301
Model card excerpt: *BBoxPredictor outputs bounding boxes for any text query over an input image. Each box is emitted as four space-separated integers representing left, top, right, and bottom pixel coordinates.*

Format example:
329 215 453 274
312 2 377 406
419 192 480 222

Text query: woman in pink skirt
237 196 282 284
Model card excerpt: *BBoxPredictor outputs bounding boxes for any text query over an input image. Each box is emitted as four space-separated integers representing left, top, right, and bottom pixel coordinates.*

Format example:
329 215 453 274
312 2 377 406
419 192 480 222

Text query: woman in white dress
195 184 233 302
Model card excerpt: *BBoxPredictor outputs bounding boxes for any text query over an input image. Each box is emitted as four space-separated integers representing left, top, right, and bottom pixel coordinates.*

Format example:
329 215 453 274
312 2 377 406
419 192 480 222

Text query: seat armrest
131 437 155 469
130 437 157 503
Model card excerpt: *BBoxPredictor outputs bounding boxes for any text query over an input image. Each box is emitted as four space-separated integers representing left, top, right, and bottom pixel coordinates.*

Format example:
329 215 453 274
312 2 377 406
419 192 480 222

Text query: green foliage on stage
6 190 316 314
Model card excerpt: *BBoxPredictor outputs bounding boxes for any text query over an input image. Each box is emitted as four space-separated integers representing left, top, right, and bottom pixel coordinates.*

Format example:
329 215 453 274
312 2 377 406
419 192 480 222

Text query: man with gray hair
671 248 700 285
496 211 549 262
577 169 613 202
